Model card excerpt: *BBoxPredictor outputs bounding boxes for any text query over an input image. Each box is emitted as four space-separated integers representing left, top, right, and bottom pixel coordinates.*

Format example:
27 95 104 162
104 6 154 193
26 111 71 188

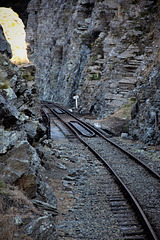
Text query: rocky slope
0 26 58 239
26 0 160 144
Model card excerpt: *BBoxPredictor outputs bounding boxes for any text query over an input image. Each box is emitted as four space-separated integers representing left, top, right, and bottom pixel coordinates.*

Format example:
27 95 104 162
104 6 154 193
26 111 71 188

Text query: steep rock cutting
26 0 160 143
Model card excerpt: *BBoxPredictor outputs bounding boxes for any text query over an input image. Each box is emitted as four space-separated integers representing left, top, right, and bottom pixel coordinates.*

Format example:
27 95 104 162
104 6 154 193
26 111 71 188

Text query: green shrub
0 80 10 89
93 73 101 80
0 179 7 190
21 71 34 81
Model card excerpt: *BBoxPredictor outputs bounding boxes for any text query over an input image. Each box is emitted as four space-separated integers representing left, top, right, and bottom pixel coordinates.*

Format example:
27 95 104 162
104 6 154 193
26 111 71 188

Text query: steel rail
42 103 159 240
53 103 160 180
44 104 95 137
84 121 160 179
68 121 95 137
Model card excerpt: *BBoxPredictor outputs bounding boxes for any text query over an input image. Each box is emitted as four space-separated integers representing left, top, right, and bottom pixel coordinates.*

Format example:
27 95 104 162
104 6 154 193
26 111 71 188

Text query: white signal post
73 95 79 109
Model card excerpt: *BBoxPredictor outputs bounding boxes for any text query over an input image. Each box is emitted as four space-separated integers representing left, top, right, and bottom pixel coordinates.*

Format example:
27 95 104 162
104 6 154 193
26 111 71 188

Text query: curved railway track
41 101 160 240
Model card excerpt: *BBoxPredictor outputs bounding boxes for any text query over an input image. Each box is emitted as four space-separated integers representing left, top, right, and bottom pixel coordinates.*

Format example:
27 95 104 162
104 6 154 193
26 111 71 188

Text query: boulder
14 174 37 198
0 95 19 128
0 141 39 194
25 215 56 240
25 121 46 143
0 128 25 154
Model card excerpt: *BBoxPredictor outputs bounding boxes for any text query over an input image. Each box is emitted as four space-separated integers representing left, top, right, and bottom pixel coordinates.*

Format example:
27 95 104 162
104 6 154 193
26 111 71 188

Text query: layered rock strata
26 0 160 143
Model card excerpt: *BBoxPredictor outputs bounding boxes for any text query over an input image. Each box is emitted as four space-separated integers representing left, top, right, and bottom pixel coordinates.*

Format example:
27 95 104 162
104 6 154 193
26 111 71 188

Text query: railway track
41 101 160 240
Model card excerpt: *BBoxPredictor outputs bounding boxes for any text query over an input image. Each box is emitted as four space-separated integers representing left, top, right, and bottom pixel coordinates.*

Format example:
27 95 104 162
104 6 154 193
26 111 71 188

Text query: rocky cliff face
26 0 160 144
0 26 58 239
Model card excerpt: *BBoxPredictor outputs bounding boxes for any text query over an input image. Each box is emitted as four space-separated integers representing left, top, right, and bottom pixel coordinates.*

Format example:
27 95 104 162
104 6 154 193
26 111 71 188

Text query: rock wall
26 0 160 144
0 26 58 239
